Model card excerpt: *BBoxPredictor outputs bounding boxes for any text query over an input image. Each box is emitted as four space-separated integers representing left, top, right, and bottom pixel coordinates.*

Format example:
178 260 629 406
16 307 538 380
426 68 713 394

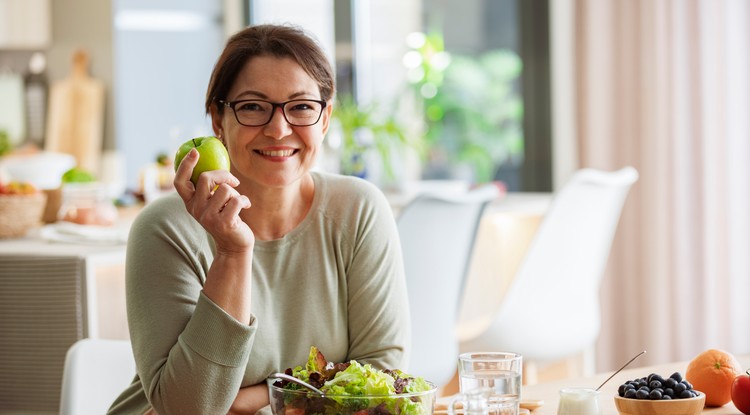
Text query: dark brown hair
205 24 335 115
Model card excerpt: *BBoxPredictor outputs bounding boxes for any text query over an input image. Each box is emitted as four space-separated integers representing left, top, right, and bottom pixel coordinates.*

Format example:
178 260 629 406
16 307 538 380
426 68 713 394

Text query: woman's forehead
229 55 320 99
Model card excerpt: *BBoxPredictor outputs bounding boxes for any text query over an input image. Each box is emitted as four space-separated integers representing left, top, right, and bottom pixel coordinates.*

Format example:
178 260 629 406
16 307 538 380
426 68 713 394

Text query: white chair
397 183 500 389
459 167 638 384
59 338 135 415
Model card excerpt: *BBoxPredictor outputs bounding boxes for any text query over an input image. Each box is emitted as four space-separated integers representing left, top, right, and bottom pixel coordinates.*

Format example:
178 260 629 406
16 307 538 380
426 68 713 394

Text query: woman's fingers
173 148 198 198
193 171 240 202
172 153 251 245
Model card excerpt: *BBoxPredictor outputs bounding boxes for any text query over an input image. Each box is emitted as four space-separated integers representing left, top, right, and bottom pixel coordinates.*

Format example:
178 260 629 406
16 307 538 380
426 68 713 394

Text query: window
246 0 552 191
420 0 552 191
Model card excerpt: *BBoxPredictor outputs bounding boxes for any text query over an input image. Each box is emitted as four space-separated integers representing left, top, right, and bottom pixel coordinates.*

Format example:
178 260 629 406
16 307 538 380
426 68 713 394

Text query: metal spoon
595 350 647 391
270 372 325 396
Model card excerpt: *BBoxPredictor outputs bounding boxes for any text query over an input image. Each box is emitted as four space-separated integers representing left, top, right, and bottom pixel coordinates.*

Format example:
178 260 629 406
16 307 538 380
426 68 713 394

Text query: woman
108 24 410 415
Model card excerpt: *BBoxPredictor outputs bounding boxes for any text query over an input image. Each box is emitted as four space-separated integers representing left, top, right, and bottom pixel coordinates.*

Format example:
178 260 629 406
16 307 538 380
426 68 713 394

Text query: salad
270 346 435 415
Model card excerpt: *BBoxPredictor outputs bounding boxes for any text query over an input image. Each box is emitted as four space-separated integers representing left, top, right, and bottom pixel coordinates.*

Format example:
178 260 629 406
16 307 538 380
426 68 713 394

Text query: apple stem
192 138 198 147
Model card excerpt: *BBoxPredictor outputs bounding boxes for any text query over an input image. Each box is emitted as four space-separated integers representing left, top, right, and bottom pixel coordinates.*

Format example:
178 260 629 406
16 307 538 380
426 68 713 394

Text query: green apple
174 136 231 184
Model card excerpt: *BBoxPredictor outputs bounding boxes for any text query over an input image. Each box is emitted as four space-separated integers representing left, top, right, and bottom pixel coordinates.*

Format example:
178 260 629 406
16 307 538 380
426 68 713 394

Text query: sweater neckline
253 172 324 251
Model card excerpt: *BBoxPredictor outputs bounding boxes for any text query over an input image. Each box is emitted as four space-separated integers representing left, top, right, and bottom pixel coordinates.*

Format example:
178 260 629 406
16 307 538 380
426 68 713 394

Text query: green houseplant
406 31 524 183
331 94 416 181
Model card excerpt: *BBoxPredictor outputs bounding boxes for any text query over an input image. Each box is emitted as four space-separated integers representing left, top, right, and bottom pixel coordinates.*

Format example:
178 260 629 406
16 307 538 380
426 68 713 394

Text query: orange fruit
685 348 742 407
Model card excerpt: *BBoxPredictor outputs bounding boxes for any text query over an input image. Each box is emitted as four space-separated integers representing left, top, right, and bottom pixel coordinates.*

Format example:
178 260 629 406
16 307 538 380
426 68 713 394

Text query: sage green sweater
108 172 410 415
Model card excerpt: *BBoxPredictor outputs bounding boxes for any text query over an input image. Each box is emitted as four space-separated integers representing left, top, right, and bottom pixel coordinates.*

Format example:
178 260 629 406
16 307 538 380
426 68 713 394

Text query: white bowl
0 152 76 189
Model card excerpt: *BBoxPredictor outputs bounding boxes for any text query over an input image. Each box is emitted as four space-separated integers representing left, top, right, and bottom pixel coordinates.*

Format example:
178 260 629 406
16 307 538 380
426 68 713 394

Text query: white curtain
564 0 750 370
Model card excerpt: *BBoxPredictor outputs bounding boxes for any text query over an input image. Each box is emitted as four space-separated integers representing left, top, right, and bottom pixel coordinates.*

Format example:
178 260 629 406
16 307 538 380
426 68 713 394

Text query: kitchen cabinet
0 0 51 49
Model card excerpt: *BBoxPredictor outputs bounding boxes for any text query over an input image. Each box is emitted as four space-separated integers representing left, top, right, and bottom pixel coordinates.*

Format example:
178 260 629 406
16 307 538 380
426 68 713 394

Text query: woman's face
213 55 332 190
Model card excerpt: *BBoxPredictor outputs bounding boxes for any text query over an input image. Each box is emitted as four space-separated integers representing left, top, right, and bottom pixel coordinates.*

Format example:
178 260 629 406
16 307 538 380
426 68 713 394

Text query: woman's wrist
228 383 270 414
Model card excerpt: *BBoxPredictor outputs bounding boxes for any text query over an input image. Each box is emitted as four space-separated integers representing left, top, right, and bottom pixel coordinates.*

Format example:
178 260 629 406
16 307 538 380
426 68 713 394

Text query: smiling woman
107 24 411 415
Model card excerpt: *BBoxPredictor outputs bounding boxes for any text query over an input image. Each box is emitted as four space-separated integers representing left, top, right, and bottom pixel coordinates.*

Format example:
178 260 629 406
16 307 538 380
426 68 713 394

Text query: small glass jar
58 183 118 226
449 387 492 415
558 388 601 415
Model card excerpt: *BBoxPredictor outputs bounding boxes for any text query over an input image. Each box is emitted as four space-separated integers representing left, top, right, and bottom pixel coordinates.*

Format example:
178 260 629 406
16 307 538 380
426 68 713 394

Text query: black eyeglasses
218 98 327 127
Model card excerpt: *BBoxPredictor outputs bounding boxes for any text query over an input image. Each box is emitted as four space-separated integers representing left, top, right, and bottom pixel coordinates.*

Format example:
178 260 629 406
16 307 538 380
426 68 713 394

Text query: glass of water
458 352 523 415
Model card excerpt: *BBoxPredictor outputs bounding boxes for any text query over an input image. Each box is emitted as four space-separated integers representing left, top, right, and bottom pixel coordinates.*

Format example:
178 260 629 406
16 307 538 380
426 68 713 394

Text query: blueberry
661 394 672 400
624 389 637 399
648 373 665 384
636 389 650 399
664 388 675 398
664 378 677 389
682 380 693 390
674 383 687 393
679 390 694 399
670 372 683 382
649 389 663 400
649 380 662 389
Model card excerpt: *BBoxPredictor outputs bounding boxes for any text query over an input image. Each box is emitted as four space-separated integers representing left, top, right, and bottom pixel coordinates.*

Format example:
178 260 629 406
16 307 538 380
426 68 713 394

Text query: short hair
205 24 335 115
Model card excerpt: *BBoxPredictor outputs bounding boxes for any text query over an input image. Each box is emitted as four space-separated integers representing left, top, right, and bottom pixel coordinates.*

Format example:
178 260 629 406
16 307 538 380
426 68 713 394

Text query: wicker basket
0 192 48 238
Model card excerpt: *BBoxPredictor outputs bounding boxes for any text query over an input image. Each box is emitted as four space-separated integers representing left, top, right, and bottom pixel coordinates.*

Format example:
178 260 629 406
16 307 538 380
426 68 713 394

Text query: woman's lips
254 148 299 160
256 149 295 157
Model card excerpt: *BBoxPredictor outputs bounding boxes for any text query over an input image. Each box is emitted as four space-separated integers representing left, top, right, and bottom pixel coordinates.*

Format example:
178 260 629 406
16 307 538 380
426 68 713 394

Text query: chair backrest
59 338 135 415
461 167 638 363
397 183 500 388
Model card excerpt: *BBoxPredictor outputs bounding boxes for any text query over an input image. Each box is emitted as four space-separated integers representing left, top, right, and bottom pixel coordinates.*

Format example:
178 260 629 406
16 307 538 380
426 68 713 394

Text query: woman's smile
254 146 300 161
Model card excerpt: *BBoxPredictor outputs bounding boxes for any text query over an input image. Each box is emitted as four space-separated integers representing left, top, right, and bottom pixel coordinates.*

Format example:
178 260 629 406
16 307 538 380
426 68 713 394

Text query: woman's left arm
344 188 411 369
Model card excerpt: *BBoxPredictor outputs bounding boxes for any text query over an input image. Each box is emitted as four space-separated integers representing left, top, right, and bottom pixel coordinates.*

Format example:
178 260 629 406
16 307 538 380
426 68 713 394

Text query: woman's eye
288 102 316 112
237 102 265 112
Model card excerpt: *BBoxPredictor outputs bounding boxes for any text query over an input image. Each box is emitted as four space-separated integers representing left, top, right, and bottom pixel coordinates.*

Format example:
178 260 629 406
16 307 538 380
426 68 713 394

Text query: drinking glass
458 352 523 415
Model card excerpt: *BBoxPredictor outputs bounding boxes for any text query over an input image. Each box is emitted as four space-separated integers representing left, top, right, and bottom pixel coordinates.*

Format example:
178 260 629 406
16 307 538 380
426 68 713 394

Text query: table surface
518 355 750 414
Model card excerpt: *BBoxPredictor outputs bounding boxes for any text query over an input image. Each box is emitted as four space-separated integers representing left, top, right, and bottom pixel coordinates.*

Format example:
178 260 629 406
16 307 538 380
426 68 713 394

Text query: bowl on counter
268 381 437 415
614 392 705 415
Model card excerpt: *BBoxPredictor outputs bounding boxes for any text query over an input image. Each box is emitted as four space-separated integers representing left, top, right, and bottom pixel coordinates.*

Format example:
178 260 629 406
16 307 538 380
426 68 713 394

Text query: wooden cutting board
45 49 105 174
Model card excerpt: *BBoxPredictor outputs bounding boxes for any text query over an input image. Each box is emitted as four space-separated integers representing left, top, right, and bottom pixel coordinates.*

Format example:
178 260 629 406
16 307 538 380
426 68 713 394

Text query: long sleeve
123 195 256 414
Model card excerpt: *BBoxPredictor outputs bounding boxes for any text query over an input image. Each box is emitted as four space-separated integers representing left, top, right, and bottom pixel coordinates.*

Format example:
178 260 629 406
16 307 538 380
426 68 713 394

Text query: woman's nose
263 108 293 140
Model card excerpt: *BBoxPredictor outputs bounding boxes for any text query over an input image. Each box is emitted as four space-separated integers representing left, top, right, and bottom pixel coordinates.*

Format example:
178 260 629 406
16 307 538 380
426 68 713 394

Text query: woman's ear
320 101 334 136
209 102 224 140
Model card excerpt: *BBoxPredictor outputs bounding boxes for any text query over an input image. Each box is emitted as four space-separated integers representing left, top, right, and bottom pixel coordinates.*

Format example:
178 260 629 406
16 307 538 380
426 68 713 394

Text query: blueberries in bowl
618 372 700 400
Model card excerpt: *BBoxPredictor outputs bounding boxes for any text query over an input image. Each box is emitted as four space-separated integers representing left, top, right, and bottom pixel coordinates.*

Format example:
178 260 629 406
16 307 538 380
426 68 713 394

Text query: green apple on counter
174 136 231 185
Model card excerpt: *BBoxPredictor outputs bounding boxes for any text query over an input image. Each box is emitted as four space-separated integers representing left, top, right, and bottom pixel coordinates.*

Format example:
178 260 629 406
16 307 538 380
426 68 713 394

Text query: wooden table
518 355 750 414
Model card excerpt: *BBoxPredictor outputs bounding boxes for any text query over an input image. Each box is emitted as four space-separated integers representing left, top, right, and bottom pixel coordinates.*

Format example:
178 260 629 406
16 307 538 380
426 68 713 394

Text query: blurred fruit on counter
0 180 38 195
58 168 118 226
0 180 46 238
61 167 97 184
685 348 742 407
732 369 750 414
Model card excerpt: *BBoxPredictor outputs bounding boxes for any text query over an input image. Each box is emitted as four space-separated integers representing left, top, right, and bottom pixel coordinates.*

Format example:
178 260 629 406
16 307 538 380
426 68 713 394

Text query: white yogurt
557 388 602 415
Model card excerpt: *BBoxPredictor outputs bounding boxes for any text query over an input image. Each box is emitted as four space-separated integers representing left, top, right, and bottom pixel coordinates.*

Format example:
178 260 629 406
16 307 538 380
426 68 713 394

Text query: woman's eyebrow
232 90 317 100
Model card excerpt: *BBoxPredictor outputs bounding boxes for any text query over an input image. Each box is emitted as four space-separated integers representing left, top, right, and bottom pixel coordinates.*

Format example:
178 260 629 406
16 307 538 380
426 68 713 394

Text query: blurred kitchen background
0 0 553 198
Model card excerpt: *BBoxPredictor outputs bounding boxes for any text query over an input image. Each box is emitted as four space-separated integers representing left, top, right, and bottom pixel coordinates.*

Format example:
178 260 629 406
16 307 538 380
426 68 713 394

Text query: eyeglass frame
216 98 328 127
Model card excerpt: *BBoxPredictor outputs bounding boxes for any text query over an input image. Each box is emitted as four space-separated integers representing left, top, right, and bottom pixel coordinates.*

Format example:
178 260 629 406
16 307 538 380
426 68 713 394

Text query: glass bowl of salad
268 347 437 415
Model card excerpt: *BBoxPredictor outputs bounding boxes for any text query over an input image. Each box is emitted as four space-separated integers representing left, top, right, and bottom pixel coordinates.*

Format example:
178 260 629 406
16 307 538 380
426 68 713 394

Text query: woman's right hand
173 148 253 252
